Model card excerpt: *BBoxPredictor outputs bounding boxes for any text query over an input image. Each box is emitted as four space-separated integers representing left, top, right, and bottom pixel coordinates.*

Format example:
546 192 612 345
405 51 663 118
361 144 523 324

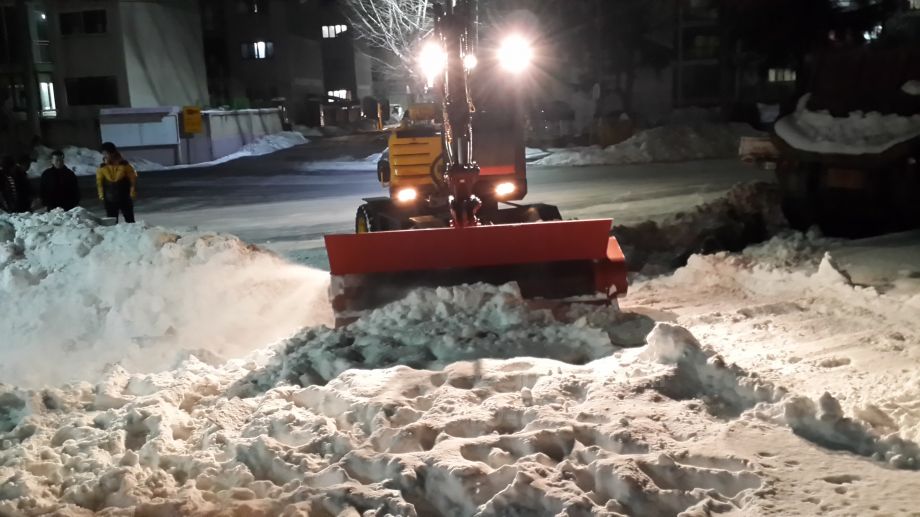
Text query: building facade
200 0 373 126
47 0 209 116
0 0 210 150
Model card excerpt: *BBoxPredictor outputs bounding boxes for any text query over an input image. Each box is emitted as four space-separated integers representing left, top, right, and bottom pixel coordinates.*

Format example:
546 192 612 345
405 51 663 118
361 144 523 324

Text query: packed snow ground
2 203 920 514
27 132 308 177
532 123 762 167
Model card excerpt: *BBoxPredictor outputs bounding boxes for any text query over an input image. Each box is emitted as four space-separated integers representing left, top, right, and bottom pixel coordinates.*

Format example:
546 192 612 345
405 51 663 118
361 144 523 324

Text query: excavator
324 0 628 325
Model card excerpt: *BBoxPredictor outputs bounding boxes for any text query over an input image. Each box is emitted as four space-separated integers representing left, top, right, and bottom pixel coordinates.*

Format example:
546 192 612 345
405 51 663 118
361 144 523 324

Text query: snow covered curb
27 132 309 177
775 94 920 155
532 123 762 167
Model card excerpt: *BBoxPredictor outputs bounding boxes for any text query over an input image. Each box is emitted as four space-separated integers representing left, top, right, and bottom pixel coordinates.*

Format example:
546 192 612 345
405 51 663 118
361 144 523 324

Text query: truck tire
774 160 818 231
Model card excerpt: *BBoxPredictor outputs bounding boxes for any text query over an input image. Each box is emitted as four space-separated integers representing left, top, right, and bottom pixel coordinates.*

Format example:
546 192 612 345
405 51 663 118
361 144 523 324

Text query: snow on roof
775 94 920 155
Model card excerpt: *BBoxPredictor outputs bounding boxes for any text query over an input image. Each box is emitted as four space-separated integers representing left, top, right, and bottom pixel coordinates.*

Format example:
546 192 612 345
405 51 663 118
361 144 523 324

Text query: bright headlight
463 54 478 70
396 188 418 203
495 182 516 196
497 34 533 74
419 41 447 83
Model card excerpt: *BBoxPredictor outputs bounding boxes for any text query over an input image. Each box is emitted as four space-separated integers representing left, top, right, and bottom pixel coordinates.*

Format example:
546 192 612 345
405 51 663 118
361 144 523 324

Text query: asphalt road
77 135 773 269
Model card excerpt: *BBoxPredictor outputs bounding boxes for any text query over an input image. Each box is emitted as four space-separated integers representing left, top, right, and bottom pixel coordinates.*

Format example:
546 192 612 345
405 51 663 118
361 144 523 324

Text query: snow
775 93 920 155
2 181 920 513
613 181 787 274
3 250 920 513
293 125 324 138
0 209 330 388
300 152 381 172
27 132 308 178
902 80 920 96
532 123 761 167
26 146 165 178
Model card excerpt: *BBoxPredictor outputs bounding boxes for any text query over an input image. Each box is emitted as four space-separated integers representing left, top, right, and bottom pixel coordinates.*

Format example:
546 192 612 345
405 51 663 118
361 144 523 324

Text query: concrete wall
119 0 209 107
197 108 283 160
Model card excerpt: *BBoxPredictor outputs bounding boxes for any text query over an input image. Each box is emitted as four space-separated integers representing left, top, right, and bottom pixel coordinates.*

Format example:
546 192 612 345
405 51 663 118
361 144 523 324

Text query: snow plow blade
325 219 627 325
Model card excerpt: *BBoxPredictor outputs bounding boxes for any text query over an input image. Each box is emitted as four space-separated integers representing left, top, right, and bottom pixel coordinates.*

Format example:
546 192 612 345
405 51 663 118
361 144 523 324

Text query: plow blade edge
325 219 628 324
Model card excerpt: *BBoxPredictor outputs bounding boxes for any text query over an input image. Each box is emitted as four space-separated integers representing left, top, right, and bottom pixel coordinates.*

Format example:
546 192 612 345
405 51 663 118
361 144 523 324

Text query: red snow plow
324 0 627 324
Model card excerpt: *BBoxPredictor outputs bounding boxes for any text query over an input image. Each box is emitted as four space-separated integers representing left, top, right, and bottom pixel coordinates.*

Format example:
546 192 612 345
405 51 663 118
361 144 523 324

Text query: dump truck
771 36 920 237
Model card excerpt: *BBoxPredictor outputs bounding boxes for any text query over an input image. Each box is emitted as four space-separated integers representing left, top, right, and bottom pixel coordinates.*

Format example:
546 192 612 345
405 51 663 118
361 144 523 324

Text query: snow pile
0 210 330 388
231 131 307 158
613 181 787 274
902 80 920 96
2 249 920 514
293 125 324 138
533 123 761 167
27 132 308 177
252 284 618 387
775 94 920 155
0 311 777 516
301 151 381 172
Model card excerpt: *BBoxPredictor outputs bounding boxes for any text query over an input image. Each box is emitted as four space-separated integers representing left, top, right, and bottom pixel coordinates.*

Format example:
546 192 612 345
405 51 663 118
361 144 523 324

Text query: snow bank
613 181 787 274
255 284 619 387
0 210 330 388
293 125 324 138
533 123 761 167
27 132 308 177
0 309 773 516
775 94 920 155
903 80 920 96
27 146 165 177
301 151 381 172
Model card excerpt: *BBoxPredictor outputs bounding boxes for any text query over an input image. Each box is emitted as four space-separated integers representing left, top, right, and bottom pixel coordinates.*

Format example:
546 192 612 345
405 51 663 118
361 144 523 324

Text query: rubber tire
355 204 374 234
534 204 562 222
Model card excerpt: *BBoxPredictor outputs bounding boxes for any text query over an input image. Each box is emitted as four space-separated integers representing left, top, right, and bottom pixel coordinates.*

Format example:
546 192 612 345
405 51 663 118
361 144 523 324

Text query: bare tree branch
342 0 433 80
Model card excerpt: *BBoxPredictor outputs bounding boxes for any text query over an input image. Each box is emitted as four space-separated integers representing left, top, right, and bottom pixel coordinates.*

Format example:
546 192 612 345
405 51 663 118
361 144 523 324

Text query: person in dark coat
0 156 32 213
40 150 80 211
96 142 137 223
0 159 16 212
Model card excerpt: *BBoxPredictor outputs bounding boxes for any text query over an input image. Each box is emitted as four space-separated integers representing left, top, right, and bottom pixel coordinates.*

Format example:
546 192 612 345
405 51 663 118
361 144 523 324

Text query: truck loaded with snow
771 44 920 237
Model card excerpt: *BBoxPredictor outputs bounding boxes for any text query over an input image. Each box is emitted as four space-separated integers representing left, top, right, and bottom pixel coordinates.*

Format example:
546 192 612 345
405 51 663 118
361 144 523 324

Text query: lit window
241 40 273 59
912 0 920 9
768 68 796 83
863 24 883 41
327 90 349 100
322 24 348 39
39 81 56 116
240 0 267 14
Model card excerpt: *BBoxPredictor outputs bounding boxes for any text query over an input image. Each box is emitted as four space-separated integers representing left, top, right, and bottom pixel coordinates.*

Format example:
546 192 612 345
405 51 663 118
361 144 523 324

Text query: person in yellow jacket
96 142 137 223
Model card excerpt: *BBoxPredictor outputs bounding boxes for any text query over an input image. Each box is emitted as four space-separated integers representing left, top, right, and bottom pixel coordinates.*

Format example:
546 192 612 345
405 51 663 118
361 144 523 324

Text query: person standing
0 158 17 212
96 142 137 223
40 150 80 211
0 156 32 213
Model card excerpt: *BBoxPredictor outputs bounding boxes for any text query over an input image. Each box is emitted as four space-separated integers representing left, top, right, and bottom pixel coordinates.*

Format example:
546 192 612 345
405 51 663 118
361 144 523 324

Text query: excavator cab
364 98 533 233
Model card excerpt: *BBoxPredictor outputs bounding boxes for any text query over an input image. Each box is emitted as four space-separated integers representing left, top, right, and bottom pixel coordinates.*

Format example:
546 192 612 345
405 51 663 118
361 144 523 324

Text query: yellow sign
182 106 203 134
